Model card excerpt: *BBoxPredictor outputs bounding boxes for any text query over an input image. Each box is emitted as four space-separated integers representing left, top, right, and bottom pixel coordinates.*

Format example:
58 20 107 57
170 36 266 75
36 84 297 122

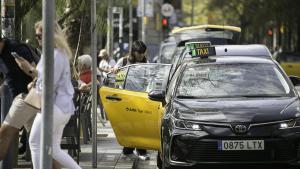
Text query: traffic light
162 17 170 39
162 17 170 33
162 18 168 26
267 28 273 36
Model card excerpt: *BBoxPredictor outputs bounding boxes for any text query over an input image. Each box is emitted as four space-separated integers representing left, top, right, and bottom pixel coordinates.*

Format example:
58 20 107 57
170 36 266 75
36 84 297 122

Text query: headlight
172 117 202 131
279 119 298 129
294 119 300 127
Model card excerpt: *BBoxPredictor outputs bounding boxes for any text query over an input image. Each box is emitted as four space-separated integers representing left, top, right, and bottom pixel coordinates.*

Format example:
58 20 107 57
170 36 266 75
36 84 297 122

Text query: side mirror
148 90 166 102
289 76 300 86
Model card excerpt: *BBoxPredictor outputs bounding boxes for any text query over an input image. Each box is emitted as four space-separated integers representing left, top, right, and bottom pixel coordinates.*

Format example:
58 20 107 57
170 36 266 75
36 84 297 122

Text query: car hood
173 97 300 123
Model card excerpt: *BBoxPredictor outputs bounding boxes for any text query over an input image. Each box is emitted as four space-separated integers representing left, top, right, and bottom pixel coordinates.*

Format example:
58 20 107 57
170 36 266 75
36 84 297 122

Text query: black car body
151 56 300 168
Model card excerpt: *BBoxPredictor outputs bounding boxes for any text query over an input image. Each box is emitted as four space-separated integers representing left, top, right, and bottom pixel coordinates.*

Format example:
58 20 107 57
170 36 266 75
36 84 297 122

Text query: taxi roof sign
190 47 216 58
185 41 211 50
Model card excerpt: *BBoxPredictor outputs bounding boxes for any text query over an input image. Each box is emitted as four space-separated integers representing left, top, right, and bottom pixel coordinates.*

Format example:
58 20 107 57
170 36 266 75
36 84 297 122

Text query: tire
161 150 176 169
157 152 162 169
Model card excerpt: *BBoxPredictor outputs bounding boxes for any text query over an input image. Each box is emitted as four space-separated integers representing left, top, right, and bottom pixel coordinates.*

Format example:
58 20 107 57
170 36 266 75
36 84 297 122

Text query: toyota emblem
234 125 248 134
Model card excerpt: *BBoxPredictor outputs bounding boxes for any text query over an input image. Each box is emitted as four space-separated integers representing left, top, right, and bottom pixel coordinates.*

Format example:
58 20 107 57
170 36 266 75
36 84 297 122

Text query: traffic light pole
107 0 113 58
191 0 194 25
141 0 145 42
118 8 123 58
129 0 133 53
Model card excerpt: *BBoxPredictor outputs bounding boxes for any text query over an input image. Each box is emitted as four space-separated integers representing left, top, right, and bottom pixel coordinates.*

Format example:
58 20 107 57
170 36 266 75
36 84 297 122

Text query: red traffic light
162 18 168 26
267 29 273 36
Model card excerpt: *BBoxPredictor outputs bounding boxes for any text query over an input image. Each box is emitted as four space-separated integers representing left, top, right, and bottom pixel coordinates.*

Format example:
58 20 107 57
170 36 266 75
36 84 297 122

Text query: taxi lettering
125 107 152 114
193 43 210 48
196 48 209 55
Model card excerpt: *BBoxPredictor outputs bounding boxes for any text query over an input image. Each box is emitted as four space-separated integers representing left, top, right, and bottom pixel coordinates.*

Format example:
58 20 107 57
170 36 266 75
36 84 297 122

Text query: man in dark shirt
0 37 36 160
0 39 35 97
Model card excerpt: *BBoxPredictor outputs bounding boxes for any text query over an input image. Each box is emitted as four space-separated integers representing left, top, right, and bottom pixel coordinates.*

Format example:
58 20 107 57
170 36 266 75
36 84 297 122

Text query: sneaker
133 149 150 161
122 147 134 155
18 144 26 154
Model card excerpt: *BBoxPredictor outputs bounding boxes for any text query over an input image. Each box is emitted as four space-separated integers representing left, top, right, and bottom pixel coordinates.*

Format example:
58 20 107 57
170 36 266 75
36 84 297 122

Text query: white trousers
29 105 81 169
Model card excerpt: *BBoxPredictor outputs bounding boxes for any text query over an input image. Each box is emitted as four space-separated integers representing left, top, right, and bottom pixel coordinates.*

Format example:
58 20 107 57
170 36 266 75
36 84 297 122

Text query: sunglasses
35 34 42 40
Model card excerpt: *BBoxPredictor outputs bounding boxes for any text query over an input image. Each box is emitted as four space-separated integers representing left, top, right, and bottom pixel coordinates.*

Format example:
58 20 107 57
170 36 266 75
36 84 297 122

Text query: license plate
218 140 264 151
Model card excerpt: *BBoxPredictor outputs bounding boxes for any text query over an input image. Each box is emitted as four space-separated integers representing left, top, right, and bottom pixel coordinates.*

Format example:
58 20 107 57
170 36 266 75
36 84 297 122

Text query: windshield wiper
237 94 285 98
176 95 199 99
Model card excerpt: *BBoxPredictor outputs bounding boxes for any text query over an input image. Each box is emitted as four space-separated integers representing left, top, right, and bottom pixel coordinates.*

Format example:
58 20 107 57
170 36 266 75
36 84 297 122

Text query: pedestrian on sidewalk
98 49 116 79
0 37 38 160
20 20 81 169
78 54 92 92
114 40 150 160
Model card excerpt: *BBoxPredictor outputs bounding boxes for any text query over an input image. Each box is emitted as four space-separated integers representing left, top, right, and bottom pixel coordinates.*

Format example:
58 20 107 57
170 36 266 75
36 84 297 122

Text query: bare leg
0 124 18 160
53 160 61 169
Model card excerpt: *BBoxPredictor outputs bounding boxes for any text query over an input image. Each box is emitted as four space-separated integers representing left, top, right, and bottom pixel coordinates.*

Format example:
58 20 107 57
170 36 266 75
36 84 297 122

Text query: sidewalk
78 122 158 169
15 122 158 169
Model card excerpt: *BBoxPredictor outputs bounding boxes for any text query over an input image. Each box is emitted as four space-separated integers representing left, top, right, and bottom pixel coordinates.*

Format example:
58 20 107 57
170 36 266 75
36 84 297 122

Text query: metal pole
91 0 98 167
119 8 123 58
107 0 114 59
129 0 133 53
141 0 145 42
191 0 194 25
106 0 112 54
41 0 55 168
110 4 114 60
107 0 112 55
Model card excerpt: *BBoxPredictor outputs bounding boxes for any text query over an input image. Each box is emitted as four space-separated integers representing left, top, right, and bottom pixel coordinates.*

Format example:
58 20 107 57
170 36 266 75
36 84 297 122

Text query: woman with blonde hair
17 20 81 169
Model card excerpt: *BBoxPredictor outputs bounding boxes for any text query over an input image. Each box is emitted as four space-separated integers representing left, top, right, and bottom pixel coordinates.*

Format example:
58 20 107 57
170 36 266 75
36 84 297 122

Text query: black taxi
100 45 300 168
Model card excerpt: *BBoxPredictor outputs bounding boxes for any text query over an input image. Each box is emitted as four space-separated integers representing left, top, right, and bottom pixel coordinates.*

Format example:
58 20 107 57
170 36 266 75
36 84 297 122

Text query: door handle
106 95 122 101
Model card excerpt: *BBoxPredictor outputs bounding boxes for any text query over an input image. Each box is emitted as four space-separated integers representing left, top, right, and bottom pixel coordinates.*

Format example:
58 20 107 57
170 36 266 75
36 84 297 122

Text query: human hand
79 83 90 92
27 81 35 90
15 56 33 74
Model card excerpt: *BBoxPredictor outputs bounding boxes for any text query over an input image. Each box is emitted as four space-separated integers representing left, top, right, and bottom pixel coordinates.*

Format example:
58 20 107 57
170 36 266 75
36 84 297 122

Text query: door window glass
104 67 128 89
125 64 171 92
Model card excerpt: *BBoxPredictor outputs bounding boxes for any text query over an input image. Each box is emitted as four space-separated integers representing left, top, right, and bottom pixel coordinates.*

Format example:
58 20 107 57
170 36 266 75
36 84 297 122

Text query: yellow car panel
280 62 300 77
172 24 241 34
100 64 171 151
100 87 163 150
277 53 300 77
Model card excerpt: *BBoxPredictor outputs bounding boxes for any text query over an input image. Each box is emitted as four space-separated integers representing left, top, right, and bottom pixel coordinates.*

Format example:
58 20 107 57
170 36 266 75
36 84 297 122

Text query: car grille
173 138 297 162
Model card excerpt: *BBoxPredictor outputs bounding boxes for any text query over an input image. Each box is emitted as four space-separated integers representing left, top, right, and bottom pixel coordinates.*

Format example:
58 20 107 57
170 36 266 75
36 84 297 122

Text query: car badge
234 124 248 134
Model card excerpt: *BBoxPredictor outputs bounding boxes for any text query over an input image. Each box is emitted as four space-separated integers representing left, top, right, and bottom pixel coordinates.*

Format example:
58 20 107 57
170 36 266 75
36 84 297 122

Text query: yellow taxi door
279 54 300 76
281 62 300 76
100 64 171 150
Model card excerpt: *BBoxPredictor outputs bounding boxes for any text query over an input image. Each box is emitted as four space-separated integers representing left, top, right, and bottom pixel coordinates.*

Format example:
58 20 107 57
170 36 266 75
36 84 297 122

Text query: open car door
100 63 171 150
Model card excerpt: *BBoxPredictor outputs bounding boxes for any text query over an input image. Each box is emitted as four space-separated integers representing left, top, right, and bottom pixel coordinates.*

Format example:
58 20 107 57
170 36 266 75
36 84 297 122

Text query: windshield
174 29 240 45
176 63 292 98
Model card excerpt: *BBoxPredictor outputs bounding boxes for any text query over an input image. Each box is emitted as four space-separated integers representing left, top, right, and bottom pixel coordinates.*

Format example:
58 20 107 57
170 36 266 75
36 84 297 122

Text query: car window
104 67 128 89
176 63 292 98
174 29 240 45
124 64 171 93
160 44 176 64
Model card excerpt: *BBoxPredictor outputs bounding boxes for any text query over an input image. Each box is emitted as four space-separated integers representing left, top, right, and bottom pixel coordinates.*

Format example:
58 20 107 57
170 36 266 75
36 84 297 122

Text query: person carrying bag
24 78 41 110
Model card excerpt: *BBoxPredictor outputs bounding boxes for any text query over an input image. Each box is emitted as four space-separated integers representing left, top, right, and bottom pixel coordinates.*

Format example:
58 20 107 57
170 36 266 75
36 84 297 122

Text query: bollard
0 83 15 169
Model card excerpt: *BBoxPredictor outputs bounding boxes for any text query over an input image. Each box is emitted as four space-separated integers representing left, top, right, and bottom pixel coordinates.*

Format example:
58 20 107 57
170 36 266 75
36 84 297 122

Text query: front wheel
161 151 177 169
157 152 162 169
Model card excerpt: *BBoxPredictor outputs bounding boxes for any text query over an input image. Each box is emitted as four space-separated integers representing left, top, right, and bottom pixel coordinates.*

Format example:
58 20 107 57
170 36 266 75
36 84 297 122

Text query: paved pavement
14 122 158 169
